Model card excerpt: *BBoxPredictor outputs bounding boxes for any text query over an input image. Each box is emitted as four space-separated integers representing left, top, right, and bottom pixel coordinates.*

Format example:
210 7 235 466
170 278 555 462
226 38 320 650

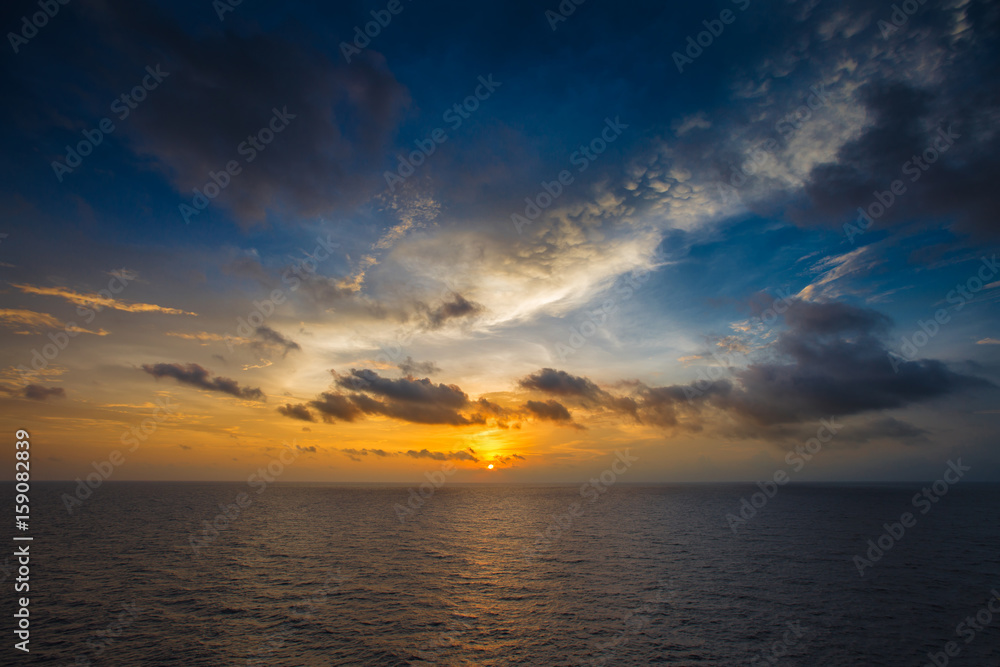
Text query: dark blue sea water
3 483 999 665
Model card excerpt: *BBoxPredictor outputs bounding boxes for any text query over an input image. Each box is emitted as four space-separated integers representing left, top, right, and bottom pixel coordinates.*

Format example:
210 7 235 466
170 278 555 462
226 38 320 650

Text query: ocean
6 482 999 665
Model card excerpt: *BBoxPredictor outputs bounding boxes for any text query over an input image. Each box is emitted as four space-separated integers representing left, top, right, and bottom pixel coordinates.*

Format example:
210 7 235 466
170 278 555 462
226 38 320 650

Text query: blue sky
1 0 998 482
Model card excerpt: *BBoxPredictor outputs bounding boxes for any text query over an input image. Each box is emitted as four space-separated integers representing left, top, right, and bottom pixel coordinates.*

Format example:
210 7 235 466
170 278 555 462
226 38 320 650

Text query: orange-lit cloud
0 308 108 335
166 331 230 343
13 284 197 316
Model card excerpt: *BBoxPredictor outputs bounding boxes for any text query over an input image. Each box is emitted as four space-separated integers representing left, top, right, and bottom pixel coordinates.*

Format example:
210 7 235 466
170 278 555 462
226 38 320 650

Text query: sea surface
4 482 999 665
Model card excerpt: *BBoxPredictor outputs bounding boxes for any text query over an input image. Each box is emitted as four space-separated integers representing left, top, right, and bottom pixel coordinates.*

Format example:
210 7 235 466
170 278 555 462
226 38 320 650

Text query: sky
1 0 998 483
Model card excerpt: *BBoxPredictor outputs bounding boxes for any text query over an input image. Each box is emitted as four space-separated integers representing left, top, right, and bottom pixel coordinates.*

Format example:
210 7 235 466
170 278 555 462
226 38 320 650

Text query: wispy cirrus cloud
13 284 196 316
0 308 108 335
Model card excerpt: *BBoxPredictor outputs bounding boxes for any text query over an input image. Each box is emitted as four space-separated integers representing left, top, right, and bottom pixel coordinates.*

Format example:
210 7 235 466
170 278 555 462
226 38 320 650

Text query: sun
487 464 494 470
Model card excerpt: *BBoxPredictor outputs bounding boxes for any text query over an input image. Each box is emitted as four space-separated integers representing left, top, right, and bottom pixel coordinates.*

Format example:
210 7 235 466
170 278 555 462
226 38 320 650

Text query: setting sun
487 464 494 470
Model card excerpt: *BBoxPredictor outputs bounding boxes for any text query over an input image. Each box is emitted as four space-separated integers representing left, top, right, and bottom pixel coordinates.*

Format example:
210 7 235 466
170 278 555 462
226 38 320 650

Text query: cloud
656 300 990 428
672 112 711 137
141 363 265 401
398 356 440 377
334 369 481 425
336 368 468 407
518 368 602 399
334 446 474 462
22 385 66 401
340 447 391 457
405 448 479 462
279 369 508 428
977 338 1000 345
490 453 527 467
277 403 315 422
13 284 196 316
75 0 411 226
166 331 230 344
796 246 887 302
516 299 992 433
792 78 1000 238
0 309 107 335
523 399 585 429
251 326 300 357
0 309 61 332
309 393 363 423
419 293 484 329
523 399 572 422
518 368 639 423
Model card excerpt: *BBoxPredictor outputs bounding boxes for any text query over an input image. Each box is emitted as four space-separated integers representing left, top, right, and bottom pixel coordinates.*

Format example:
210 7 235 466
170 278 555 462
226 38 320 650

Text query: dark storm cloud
60 0 410 226
279 370 520 428
419 294 484 329
309 392 363 423
518 368 602 399
518 369 639 424
282 370 479 426
350 392 478 426
708 300 991 426
523 399 572 422
523 399 585 429
22 384 66 401
782 299 891 337
843 417 930 446
790 80 999 237
777 5 1000 239
336 369 468 407
277 403 315 422
252 326 300 357
141 362 265 401
518 299 992 432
